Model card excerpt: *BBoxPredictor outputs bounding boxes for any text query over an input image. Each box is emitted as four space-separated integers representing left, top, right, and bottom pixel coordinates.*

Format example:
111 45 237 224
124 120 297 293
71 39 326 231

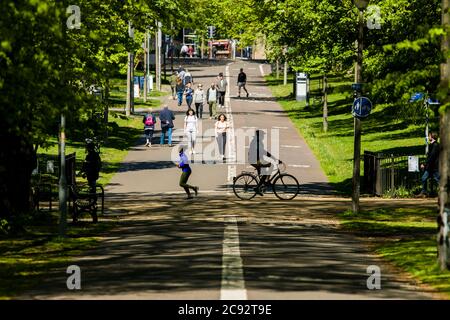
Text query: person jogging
237 68 249 98
177 146 199 200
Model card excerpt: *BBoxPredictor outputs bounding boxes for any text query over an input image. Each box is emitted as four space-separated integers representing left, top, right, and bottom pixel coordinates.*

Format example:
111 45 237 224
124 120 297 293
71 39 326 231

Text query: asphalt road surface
21 61 437 300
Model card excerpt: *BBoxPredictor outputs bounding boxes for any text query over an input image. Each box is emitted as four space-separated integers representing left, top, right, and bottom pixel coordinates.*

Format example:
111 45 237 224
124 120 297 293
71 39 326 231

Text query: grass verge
0 216 118 299
338 206 450 298
37 113 143 187
265 73 425 194
3 113 145 299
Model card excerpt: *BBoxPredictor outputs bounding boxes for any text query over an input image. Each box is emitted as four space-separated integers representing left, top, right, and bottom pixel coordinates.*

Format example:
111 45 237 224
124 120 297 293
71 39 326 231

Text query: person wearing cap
193 83 205 119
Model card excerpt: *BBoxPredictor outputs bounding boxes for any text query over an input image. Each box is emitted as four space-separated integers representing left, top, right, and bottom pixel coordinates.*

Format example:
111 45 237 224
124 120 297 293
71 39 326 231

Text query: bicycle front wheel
273 174 300 200
233 173 258 200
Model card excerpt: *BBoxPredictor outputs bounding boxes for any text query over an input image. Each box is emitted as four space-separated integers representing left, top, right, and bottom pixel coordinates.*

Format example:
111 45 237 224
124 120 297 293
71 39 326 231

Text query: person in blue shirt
184 82 194 109
178 146 199 199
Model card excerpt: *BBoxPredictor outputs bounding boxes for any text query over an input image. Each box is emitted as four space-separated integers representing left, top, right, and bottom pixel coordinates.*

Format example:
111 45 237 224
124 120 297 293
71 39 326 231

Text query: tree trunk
438 0 450 270
0 135 36 223
276 59 280 79
323 74 328 132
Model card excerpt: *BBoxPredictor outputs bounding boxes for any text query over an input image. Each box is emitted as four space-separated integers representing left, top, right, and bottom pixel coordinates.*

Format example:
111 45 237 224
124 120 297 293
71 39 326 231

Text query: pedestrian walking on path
184 82 194 109
216 72 227 108
184 69 193 85
176 77 185 106
193 84 205 119
215 113 229 161
177 146 199 199
207 82 218 119
237 68 249 98
417 131 440 197
143 109 157 147
159 105 175 147
170 71 178 100
184 108 198 155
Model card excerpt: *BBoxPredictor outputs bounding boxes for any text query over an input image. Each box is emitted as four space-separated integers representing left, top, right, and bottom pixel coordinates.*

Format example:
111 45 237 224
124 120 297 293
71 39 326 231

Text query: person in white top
180 44 189 58
184 108 198 155
215 113 229 161
193 84 205 119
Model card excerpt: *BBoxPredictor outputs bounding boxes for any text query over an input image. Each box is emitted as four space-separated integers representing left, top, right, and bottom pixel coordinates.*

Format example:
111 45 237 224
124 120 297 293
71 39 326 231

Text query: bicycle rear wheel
273 174 300 200
233 173 258 200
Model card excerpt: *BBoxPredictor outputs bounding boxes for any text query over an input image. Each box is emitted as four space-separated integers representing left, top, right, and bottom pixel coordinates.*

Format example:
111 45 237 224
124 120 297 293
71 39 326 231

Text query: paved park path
22 61 439 299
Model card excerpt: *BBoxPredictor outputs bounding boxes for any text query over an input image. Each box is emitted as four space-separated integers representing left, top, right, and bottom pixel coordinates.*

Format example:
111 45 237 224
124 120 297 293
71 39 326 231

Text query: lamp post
126 20 135 116
352 0 370 214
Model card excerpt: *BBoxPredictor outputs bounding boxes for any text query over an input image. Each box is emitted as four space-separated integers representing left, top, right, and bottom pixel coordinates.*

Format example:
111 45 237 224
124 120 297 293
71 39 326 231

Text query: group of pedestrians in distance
143 66 251 199
170 67 250 120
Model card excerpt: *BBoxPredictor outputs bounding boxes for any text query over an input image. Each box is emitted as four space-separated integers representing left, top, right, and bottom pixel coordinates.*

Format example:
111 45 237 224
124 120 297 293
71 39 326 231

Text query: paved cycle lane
20 61 438 300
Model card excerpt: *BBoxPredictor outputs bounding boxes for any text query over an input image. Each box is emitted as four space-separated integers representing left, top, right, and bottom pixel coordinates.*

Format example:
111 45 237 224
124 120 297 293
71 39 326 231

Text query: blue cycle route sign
352 97 373 119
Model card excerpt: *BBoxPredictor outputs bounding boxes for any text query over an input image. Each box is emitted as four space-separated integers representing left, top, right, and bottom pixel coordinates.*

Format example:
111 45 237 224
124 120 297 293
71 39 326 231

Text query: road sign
352 97 373 118
409 92 425 102
427 98 440 105
208 26 216 38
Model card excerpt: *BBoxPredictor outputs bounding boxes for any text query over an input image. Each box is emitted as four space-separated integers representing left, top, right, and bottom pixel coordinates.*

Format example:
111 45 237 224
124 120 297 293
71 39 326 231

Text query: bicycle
232 161 300 200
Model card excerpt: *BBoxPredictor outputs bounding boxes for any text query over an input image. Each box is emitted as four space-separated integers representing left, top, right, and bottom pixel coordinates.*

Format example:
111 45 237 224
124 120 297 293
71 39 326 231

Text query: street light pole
58 113 67 237
144 30 148 103
352 0 369 214
126 20 135 116
156 21 162 92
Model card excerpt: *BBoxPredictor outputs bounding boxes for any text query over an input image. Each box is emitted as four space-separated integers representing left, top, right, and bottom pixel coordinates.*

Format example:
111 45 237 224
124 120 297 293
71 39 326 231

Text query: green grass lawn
37 113 143 187
109 72 166 110
266 73 426 194
338 207 450 298
266 73 449 297
1 71 171 299
0 113 146 299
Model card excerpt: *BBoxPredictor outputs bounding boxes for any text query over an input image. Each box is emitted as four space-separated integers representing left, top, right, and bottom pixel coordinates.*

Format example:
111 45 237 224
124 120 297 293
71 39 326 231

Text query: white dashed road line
220 64 247 301
220 216 247 300
289 164 311 168
259 64 265 77
225 63 237 183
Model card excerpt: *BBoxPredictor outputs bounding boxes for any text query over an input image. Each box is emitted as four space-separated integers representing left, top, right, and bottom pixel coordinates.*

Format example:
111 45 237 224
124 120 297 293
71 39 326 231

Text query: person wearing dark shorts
237 68 249 98
178 146 199 199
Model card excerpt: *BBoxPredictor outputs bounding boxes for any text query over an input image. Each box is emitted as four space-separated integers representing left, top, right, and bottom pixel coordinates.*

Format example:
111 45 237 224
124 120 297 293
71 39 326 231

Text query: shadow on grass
0 218 118 299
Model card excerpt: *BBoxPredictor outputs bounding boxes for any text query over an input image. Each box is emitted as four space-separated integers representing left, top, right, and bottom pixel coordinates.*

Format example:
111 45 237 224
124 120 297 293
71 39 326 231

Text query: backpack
145 115 154 126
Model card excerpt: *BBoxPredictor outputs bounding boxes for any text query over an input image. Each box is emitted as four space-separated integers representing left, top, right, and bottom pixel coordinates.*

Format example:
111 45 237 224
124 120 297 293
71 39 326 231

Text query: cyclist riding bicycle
248 130 282 196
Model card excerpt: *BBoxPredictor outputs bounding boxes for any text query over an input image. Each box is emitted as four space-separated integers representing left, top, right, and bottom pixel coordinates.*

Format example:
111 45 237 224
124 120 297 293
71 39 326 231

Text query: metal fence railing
363 151 431 196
